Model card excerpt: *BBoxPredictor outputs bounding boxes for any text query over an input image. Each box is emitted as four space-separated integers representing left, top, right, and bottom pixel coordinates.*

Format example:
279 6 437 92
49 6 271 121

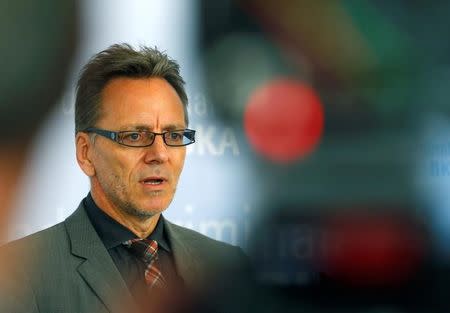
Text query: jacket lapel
164 220 204 292
64 203 138 313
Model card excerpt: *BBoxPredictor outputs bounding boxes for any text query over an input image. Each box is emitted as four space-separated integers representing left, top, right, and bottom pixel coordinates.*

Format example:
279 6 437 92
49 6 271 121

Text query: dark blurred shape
250 207 429 287
0 0 78 142
249 206 437 312
249 212 320 286
244 78 324 163
319 211 426 287
0 0 78 237
0 0 78 309
201 0 420 132
201 0 450 312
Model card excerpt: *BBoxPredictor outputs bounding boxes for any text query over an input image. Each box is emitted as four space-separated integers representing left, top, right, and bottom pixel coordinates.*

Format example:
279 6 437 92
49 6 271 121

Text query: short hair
75 44 188 133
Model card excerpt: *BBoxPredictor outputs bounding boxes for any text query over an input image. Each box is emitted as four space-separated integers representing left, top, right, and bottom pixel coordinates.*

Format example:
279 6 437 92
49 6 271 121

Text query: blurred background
3 0 450 312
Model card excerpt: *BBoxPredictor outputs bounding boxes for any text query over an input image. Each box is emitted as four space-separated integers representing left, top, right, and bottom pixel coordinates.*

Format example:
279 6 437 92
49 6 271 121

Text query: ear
76 132 96 177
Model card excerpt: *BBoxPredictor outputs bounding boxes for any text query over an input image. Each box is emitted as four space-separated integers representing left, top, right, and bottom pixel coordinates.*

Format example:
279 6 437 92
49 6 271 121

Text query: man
1 44 248 313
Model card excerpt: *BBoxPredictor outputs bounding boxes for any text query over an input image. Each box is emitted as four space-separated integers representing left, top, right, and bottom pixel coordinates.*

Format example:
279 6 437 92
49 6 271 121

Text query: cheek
94 149 134 181
96 160 121 187
173 150 186 176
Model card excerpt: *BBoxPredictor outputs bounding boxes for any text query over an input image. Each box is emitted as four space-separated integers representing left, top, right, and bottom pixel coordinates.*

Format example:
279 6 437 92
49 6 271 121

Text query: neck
90 189 160 239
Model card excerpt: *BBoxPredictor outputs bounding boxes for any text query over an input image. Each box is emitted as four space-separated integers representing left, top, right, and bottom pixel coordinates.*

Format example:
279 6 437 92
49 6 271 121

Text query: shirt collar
83 193 171 252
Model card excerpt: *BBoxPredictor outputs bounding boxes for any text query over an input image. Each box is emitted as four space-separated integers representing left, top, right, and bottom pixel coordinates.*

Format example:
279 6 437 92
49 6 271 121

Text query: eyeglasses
83 127 196 147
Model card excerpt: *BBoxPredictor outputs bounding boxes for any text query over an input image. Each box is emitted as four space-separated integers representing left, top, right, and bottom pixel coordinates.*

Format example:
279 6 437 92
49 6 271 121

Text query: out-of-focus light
319 213 426 286
244 78 324 163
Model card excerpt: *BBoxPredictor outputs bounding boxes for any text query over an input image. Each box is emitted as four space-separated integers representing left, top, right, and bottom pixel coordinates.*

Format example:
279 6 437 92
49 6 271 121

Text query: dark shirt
83 193 184 306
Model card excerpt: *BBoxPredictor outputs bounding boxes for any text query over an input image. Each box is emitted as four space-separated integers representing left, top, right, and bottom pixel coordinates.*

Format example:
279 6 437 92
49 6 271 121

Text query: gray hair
75 43 188 133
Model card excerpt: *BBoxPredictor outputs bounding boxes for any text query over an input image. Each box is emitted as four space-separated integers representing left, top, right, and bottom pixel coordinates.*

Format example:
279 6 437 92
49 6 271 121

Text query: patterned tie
123 239 166 289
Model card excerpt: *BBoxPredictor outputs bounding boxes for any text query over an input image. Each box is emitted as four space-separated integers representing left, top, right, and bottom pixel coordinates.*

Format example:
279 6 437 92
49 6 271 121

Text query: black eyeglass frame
83 127 196 147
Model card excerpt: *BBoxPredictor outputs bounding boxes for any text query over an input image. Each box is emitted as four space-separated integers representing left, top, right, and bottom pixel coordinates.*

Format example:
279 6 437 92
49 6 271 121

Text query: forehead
98 77 185 129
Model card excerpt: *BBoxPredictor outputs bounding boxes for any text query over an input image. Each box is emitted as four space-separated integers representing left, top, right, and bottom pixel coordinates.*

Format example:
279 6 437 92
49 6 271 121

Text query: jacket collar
64 201 138 313
64 201 205 311
163 219 203 291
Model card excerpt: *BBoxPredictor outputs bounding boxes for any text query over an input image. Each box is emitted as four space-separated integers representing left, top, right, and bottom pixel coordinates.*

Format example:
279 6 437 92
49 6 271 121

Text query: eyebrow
119 124 186 131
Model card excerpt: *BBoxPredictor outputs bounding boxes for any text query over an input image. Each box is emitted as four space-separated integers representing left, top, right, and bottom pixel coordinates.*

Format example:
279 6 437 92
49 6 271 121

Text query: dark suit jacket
0 201 249 313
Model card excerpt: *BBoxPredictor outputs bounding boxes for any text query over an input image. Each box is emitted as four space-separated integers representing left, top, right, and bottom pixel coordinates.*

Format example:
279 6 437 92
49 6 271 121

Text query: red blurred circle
244 79 324 163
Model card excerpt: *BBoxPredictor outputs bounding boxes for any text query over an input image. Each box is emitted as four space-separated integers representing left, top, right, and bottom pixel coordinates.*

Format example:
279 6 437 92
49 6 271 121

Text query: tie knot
123 238 159 263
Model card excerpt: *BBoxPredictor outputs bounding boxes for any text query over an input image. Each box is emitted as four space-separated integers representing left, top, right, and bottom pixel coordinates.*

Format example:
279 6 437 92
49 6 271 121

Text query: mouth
140 177 167 186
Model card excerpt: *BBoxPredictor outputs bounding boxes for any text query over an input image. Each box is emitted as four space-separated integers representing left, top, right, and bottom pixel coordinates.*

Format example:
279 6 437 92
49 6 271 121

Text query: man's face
86 77 187 218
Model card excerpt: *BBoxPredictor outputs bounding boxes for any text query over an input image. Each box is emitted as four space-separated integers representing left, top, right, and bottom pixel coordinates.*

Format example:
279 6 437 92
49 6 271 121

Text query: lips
140 176 167 186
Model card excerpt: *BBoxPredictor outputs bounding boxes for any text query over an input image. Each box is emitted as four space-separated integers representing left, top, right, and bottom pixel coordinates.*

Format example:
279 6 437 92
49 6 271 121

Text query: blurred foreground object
248 207 445 313
201 1 450 312
0 2 78 308
0 0 78 237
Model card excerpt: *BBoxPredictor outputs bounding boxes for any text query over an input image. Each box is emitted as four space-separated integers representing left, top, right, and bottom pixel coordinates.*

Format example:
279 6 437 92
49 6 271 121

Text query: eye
169 132 182 140
123 132 142 141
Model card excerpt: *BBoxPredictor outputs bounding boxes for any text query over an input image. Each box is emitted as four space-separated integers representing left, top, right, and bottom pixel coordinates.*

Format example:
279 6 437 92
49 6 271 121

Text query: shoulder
0 221 70 278
1 221 67 253
0 222 68 310
165 220 241 249
164 219 248 266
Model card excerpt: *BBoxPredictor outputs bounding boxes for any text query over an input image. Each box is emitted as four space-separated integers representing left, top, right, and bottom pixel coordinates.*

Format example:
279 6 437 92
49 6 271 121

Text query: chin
144 207 167 216
141 200 169 214
123 205 164 220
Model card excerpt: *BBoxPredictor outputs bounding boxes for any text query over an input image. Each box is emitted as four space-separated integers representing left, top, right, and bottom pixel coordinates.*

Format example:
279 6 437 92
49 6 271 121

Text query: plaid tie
123 239 166 289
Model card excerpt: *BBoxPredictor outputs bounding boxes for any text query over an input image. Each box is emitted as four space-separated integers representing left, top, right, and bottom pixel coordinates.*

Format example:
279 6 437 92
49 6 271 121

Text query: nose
143 134 169 164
